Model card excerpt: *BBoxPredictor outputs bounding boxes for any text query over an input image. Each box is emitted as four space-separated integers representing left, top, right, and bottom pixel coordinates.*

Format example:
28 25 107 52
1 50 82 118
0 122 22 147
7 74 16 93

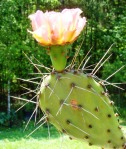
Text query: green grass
0 122 126 149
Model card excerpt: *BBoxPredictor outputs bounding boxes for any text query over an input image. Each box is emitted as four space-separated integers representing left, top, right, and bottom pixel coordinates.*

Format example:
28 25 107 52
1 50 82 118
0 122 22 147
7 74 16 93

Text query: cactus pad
39 70 126 148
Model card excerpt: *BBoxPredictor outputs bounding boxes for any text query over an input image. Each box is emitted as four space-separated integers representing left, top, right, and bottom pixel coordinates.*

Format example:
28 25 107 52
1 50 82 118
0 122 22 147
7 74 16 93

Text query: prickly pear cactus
27 8 126 149
39 70 126 148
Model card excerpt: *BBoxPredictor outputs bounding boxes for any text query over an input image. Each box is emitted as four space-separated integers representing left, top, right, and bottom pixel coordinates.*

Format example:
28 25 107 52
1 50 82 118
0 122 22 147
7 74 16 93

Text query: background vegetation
0 0 126 126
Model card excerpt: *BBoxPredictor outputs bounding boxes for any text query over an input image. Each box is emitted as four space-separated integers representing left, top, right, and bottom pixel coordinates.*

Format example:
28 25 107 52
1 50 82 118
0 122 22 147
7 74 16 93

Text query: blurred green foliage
0 0 126 120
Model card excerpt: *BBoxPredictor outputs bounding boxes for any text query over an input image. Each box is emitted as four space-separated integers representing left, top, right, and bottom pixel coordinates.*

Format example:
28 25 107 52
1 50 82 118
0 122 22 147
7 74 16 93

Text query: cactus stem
49 46 68 72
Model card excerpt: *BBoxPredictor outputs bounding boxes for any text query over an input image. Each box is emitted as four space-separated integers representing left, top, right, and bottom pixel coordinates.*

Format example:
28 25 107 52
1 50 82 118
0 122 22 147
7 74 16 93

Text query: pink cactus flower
28 8 86 46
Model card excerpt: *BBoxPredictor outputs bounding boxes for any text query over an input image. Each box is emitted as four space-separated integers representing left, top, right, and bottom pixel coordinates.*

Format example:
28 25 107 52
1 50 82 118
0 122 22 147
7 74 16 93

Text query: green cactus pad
39 70 126 148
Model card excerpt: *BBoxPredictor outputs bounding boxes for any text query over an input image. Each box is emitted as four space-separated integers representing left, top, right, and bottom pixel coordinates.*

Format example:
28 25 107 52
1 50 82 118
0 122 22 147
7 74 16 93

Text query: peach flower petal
28 8 86 46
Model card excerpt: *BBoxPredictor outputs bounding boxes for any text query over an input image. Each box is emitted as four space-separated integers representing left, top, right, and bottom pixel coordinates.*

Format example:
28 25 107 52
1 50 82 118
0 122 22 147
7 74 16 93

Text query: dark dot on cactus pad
78 104 83 109
69 137 72 140
46 117 49 122
87 84 92 89
121 136 124 140
107 114 111 118
46 108 50 115
60 99 64 105
89 142 92 146
107 129 111 133
108 140 111 143
71 83 75 87
85 136 89 139
94 107 99 112
88 124 92 128
62 129 66 133
66 120 71 125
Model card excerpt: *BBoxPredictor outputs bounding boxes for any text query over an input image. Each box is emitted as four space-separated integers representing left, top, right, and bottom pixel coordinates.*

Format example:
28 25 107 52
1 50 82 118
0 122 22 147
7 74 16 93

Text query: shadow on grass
0 122 60 141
